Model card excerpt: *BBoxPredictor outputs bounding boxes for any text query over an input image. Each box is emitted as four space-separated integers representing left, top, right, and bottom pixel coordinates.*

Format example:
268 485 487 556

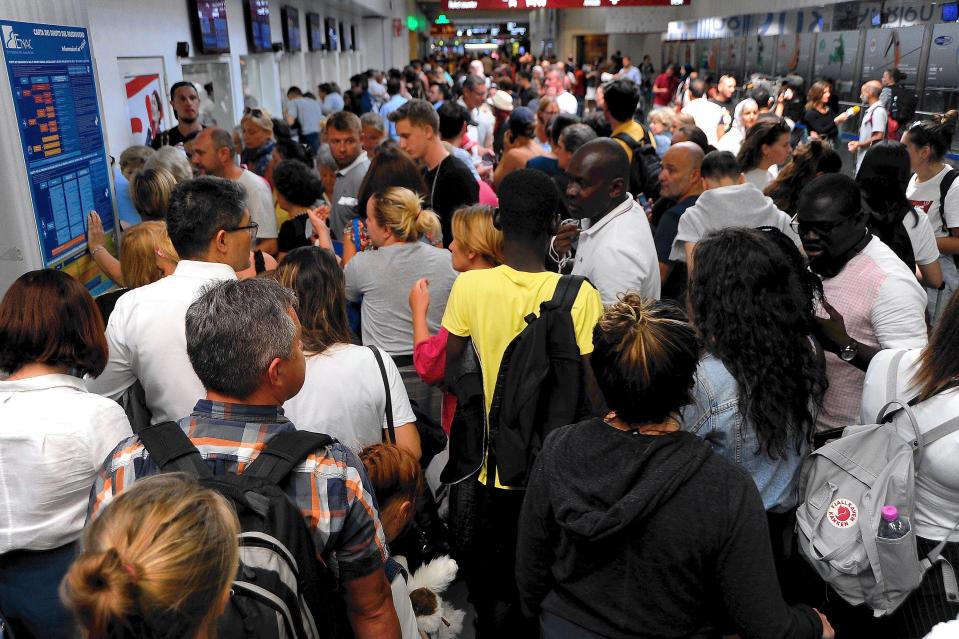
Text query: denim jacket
680 353 808 513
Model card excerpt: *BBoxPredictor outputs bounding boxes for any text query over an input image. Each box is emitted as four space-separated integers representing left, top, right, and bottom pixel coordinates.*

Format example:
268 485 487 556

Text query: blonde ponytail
61 474 239 639
372 187 441 243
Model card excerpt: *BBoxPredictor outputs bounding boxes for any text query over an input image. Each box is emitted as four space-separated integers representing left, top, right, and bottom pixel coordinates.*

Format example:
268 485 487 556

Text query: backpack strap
612 131 644 151
243 430 334 484
885 349 907 400
253 249 266 274
546 275 586 312
939 169 959 235
368 345 396 445
138 421 212 478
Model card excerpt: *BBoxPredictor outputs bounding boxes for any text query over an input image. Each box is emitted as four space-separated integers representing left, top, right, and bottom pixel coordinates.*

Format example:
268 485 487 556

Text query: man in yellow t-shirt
441 168 603 636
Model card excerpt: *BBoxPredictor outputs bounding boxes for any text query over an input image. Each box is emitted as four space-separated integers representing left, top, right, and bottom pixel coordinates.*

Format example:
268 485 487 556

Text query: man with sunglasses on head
87 177 255 426
190 127 279 256
795 174 927 435
151 81 204 150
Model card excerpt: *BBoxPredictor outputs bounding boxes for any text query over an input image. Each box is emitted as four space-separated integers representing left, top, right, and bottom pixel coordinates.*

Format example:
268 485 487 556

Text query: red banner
442 0 688 9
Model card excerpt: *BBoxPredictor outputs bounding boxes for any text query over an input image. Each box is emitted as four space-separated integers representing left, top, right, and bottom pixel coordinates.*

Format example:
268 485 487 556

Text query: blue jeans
0 542 78 639
301 131 321 155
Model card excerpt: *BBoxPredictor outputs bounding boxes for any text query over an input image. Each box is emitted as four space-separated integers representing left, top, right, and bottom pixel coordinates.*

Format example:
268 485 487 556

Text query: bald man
850 80 887 173
655 142 704 300
563 138 660 303
190 128 278 254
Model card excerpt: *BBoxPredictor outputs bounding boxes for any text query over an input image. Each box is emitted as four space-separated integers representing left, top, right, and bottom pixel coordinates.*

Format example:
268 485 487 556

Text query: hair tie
123 563 138 581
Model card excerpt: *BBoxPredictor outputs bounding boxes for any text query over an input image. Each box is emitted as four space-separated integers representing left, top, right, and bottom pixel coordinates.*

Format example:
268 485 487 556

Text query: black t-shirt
802 109 838 141
277 213 312 255
95 288 129 325
653 194 699 303
423 154 480 248
150 124 204 150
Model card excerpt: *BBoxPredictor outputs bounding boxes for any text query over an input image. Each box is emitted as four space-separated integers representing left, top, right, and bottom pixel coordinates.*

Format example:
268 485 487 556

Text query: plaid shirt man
88 399 387 582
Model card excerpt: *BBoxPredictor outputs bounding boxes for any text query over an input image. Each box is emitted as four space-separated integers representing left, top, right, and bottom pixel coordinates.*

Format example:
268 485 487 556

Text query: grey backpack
796 350 959 616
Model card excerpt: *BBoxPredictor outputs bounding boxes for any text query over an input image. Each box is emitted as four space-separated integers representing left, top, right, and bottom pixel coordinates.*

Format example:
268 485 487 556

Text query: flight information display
2 19 116 289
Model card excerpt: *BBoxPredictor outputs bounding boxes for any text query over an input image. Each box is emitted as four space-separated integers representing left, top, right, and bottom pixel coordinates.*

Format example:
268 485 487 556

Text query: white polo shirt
236 168 278 239
571 196 661 304
86 260 238 424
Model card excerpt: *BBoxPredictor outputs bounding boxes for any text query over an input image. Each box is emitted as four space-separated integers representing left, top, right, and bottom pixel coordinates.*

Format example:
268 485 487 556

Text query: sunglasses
243 107 265 119
789 212 846 236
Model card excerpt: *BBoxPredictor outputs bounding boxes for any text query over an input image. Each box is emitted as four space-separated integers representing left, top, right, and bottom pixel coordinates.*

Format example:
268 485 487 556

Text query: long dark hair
764 139 841 214
914 289 959 401
356 146 427 219
273 247 351 354
856 141 918 267
737 118 790 172
690 228 827 458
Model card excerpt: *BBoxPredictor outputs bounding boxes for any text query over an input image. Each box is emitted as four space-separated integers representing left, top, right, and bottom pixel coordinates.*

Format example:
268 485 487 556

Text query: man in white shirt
368 69 388 109
546 68 578 115
561 138 661 304
850 81 887 174
86 177 253 424
190 127 278 255
797 174 927 432
681 78 725 146
459 74 495 151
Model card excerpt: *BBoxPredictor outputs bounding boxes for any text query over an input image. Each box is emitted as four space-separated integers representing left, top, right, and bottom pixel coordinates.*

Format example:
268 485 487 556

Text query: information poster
125 74 166 147
927 23 959 88
775 33 814 78
813 30 860 99
1 20 116 293
861 25 924 85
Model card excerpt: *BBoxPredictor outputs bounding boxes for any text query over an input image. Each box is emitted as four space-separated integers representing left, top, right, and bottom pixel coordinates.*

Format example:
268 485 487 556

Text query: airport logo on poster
2 24 32 50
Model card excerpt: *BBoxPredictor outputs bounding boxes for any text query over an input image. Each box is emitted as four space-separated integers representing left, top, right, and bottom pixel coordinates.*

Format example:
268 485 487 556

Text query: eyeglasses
226 222 259 239
789 213 845 236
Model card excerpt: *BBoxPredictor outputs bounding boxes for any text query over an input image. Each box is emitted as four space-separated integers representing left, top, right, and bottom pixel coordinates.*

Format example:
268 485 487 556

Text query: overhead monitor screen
190 0 230 54
325 18 339 51
307 12 322 51
282 6 301 52
1 20 116 294
245 0 271 53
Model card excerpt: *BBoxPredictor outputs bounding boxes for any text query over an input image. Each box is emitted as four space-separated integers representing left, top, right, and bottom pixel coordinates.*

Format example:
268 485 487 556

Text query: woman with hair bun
903 110 959 324
345 186 457 423
61 473 239 639
516 293 833 639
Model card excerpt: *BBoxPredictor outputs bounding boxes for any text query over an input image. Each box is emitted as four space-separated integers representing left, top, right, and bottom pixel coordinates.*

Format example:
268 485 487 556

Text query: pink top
478 179 499 207
413 327 455 433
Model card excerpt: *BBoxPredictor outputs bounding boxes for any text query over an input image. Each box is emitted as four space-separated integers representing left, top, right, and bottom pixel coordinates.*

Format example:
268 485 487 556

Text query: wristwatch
839 340 859 362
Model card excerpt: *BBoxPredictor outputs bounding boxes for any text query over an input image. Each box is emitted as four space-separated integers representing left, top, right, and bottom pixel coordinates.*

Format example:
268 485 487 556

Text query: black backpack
487 275 591 487
889 85 917 124
613 131 662 201
138 423 352 639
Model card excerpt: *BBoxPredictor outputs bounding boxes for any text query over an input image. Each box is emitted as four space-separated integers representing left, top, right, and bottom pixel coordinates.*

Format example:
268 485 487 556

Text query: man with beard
796 174 927 433
151 81 204 150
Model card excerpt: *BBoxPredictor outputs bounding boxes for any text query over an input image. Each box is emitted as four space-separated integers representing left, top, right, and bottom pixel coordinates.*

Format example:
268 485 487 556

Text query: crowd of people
2 48 959 639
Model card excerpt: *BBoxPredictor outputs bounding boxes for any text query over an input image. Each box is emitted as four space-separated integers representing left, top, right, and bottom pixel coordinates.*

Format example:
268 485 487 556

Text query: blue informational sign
1 19 115 274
